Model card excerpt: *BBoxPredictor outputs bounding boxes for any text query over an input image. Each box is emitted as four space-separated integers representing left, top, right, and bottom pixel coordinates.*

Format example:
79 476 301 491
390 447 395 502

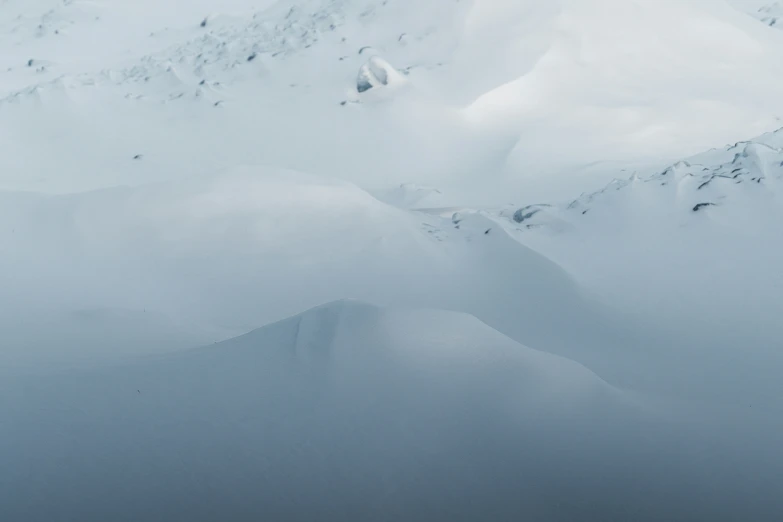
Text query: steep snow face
2 300 777 522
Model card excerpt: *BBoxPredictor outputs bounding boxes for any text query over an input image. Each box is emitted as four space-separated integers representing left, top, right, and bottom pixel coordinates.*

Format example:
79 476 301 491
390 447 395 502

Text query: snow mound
224 299 620 405
0 300 647 521
355 55 406 95
0 166 610 354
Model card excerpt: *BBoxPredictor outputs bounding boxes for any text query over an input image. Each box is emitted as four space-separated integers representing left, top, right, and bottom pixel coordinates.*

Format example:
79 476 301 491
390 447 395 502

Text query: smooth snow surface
2 300 780 521
3 0 783 520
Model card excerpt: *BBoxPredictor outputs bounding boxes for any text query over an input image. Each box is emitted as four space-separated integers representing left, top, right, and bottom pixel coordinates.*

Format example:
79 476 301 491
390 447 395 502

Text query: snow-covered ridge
490 127 783 358
0 299 656 521
499 127 783 228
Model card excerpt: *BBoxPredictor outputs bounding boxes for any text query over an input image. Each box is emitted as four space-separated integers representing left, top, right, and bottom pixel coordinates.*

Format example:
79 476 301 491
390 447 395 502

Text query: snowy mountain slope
759 2 783 26
5 0 783 201
460 127 783 410
0 306 229 371
0 167 620 371
465 0 783 198
499 127 783 328
4 2 783 519
731 0 783 27
3 300 778 522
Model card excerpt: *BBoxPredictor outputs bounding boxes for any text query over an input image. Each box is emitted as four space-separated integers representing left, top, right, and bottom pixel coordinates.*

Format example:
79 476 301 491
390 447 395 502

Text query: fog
3 0 783 520
3 301 782 522
2 172 783 521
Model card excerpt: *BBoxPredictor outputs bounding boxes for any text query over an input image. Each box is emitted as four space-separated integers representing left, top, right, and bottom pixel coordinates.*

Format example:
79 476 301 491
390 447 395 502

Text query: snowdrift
0 299 728 522
0 167 616 369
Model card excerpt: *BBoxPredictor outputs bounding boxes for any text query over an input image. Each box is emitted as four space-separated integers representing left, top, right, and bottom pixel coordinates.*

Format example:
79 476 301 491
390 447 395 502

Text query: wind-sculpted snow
6 0 783 200
481 128 783 415
500 127 783 234
3 299 779 522
0 167 613 369
4 1 783 520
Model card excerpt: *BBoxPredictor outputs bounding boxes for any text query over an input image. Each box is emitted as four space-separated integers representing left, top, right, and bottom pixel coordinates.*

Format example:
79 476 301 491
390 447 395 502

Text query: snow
4 0 783 519
0 168 609 369
480 127 783 412
505 128 783 333
5 0 783 201
3 299 780 521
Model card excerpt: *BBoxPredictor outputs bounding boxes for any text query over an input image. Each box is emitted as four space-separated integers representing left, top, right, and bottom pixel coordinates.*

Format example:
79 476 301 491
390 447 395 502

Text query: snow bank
0 299 737 522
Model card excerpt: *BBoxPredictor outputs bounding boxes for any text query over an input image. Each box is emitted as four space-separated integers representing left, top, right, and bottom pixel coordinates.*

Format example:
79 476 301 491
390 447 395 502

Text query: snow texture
3 0 783 520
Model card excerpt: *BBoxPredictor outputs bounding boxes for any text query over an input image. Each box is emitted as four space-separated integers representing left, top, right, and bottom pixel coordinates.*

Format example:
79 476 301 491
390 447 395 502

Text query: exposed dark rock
513 207 542 224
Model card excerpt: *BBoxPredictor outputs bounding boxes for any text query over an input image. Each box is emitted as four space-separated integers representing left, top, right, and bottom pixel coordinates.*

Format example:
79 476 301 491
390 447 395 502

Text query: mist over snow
2 0 783 521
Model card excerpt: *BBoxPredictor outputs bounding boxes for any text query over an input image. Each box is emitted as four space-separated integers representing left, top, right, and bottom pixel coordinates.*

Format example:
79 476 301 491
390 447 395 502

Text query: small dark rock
692 202 714 212
247 52 257 62
339 101 347 106
484 229 491 235
200 18 208 28
27 59 34 67
133 154 143 160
